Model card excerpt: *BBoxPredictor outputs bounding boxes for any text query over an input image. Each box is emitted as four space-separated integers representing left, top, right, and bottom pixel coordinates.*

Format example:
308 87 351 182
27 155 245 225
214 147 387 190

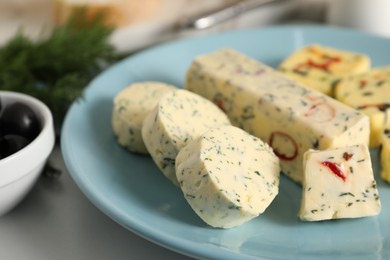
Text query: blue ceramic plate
61 24 390 259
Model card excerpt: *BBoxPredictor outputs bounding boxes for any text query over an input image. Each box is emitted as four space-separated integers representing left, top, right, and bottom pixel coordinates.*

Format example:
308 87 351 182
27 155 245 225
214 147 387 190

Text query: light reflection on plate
61 24 390 259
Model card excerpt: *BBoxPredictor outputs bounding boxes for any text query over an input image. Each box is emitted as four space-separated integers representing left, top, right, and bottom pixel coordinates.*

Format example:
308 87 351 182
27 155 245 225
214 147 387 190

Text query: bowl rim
0 91 55 187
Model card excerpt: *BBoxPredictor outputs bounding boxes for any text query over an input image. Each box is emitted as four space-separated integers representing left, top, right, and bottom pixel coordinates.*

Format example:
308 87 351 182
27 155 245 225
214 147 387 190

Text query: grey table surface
0 145 192 260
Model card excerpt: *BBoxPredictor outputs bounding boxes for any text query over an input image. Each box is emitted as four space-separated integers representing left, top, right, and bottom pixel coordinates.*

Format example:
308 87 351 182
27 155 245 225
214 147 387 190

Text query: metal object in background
179 0 283 30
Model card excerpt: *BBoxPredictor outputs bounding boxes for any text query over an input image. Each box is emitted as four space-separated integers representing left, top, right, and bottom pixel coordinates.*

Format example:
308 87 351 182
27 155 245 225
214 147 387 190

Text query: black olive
0 97 3 137
0 134 30 159
0 102 41 140
0 100 2 137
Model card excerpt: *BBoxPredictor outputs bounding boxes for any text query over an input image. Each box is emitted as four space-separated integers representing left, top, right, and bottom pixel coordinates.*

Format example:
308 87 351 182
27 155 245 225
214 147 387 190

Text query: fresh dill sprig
0 8 119 132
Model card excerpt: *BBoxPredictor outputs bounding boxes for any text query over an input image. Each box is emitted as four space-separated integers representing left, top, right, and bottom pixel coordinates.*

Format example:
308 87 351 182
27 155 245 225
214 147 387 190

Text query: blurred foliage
0 8 120 132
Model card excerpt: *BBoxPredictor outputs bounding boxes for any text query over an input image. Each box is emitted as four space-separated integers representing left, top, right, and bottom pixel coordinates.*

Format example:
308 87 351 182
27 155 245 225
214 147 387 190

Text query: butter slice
185 48 370 184
176 126 280 228
299 144 381 221
280 44 370 96
112 82 175 154
142 89 231 186
334 66 390 148
380 110 390 183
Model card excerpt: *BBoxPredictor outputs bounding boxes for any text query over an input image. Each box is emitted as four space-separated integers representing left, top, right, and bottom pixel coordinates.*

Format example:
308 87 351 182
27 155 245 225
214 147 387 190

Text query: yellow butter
380 110 390 183
280 44 370 96
334 66 390 148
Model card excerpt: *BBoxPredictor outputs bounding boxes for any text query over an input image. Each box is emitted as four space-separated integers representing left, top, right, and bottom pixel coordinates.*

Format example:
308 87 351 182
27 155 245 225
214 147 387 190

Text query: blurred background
2 0 390 129
0 0 331 53
2 0 390 54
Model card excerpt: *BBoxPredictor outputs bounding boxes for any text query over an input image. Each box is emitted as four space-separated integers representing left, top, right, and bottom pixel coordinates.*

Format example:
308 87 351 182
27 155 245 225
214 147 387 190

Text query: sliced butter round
112 81 176 154
142 89 231 186
176 125 280 228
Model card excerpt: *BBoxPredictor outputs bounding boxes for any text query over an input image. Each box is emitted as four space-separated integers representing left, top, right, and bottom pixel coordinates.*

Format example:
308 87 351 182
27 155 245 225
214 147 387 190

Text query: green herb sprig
0 9 120 131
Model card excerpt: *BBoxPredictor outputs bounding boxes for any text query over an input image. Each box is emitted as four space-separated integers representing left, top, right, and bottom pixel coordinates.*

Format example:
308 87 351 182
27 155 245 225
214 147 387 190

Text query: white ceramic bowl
0 91 55 216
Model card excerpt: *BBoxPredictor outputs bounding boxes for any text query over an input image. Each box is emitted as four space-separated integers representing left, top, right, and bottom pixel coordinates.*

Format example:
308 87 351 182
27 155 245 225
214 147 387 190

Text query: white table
0 146 192 260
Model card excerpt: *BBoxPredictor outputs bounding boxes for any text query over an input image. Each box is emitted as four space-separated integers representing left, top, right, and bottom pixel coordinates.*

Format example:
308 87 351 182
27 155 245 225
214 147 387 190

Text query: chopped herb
312 139 319 149
228 204 242 210
185 194 196 199
376 80 385 86
292 68 308 76
330 79 341 90
241 105 255 120
339 192 355 197
343 152 353 161
161 157 175 169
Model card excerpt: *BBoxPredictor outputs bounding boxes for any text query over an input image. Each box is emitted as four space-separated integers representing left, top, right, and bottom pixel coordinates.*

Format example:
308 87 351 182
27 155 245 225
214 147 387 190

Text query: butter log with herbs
185 48 370 184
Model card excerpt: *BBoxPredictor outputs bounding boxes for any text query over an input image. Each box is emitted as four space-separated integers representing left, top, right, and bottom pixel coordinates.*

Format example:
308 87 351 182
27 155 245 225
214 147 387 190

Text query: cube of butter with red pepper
299 144 381 221
280 44 370 96
334 66 390 148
